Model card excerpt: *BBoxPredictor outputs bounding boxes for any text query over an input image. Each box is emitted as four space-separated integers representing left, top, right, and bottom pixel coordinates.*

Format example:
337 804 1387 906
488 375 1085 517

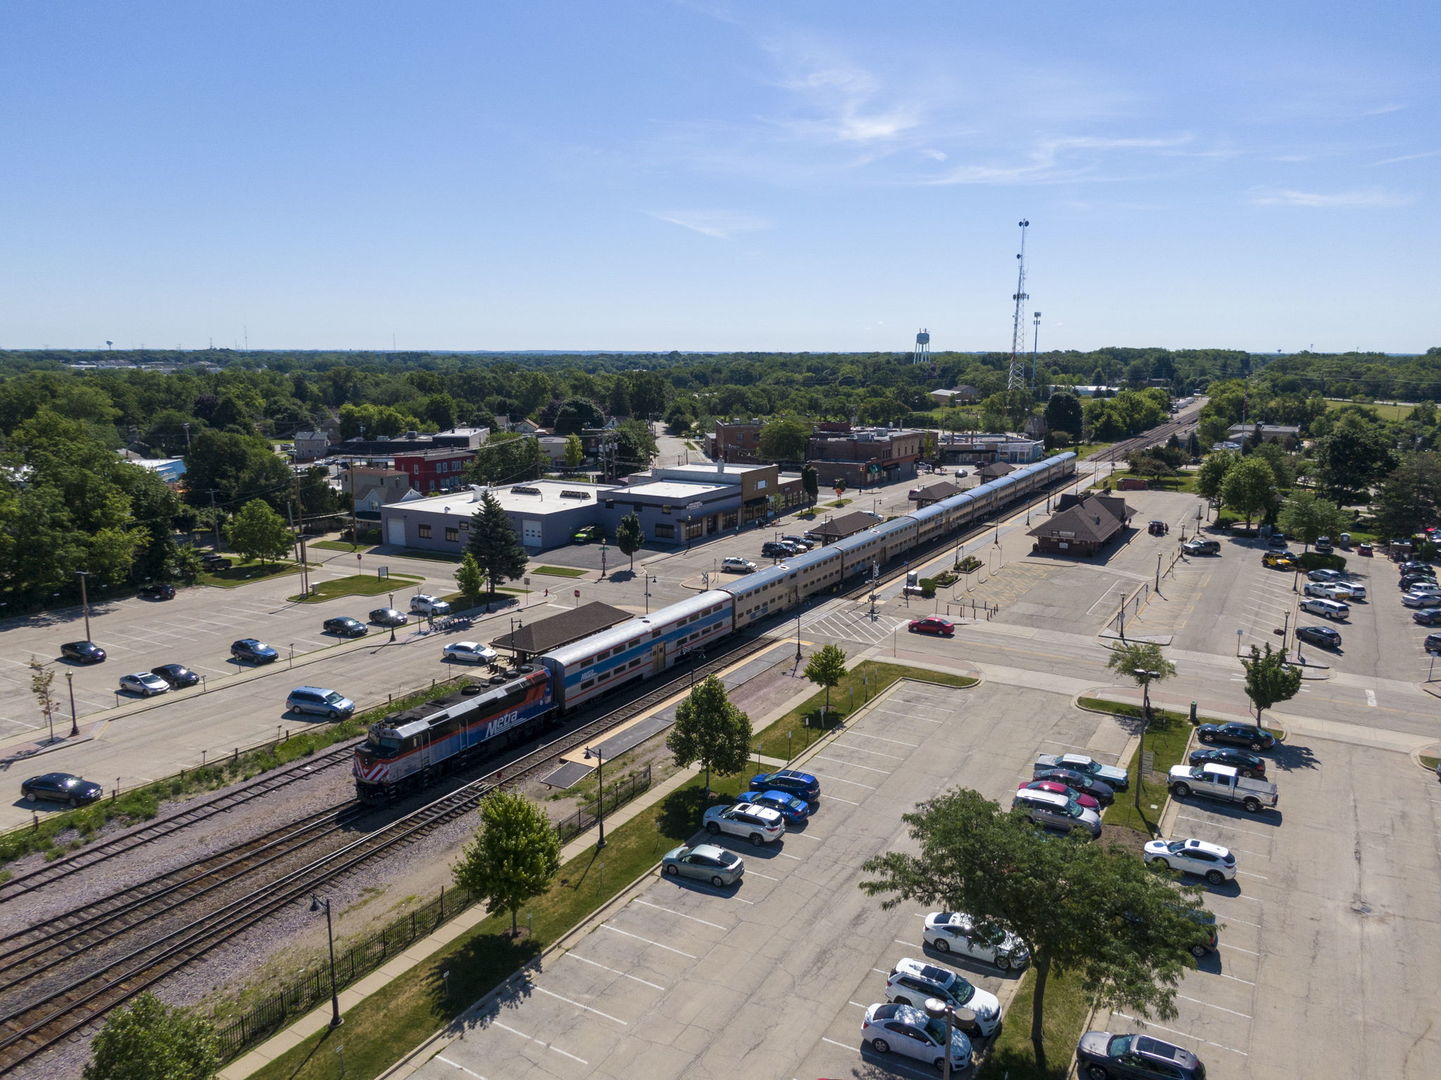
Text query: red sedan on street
908 615 955 637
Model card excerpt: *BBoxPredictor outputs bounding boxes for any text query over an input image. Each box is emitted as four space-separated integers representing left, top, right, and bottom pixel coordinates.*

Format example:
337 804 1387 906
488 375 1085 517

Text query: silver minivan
286 686 355 719
1300 597 1349 621
1011 789 1102 838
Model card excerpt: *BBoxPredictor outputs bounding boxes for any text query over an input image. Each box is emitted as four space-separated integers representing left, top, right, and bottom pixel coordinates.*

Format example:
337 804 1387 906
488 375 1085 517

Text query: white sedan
922 911 1030 970
442 641 498 664
1333 581 1366 601
1143 837 1237 884
119 671 170 697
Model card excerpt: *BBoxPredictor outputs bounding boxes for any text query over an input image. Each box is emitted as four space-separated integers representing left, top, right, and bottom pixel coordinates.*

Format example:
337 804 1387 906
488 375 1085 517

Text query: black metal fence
212 763 652 1061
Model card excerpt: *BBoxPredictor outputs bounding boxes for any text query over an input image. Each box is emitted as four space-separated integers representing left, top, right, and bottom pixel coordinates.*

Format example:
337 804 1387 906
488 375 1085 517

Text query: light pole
76 570 92 641
795 607 803 663
585 746 606 849
309 895 343 1028
599 542 609 580
644 574 653 614
66 671 78 737
1133 668 1160 813
1155 551 1162 591
922 998 968 1080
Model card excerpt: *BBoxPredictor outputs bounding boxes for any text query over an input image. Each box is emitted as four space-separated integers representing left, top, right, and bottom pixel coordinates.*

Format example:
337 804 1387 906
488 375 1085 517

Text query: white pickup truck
1168 763 1278 813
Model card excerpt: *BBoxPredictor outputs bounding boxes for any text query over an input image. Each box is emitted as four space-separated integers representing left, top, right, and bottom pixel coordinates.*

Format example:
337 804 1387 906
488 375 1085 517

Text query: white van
1300 597 1349 621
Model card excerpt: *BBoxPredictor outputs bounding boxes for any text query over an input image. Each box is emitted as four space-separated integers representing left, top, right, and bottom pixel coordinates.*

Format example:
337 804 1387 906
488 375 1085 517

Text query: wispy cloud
1249 187 1411 208
1369 149 1441 166
649 210 772 239
926 135 1194 186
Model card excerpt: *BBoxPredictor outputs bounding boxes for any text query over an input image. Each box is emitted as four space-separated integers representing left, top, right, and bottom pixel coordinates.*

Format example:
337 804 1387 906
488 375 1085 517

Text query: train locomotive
352 451 1077 800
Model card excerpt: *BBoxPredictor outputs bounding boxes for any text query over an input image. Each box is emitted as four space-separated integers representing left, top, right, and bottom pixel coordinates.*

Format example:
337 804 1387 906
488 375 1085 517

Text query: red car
907 616 955 637
1017 779 1101 812
1020 772 1095 807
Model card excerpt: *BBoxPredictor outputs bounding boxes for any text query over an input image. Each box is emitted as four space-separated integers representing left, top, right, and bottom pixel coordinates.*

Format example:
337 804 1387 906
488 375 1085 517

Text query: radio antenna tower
1007 219 1030 391
912 328 930 365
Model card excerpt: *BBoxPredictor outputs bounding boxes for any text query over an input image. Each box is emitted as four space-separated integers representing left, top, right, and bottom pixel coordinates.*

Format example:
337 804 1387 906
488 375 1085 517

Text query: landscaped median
233 661 976 1080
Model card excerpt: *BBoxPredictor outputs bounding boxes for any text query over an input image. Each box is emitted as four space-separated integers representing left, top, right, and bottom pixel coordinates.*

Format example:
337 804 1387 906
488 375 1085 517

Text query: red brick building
391 447 476 494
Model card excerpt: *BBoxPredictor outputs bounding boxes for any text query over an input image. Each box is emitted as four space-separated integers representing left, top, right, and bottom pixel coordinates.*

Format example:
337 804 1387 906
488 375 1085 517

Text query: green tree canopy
455 550 487 606
802 463 819 507
757 415 811 462
1043 392 1083 439
225 499 292 565
612 419 657 474
1276 491 1348 550
615 512 643 571
667 675 753 795
465 491 528 600
1373 451 1441 537
860 788 1205 1073
563 433 585 469
1220 455 1279 526
452 789 561 936
1105 641 1176 688
83 993 221 1080
1194 450 1236 505
803 644 848 716
1314 411 1395 503
1240 643 1302 724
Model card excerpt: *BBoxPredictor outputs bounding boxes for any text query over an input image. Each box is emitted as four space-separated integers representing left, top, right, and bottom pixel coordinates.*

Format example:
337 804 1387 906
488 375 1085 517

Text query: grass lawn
1422 755 1438 771
531 565 587 578
1078 698 1197 836
310 539 372 553
290 574 423 603
1070 441 1115 460
245 771 755 1080
199 561 304 588
827 498 853 508
751 661 976 762
983 965 1094 1080
1326 398 1414 421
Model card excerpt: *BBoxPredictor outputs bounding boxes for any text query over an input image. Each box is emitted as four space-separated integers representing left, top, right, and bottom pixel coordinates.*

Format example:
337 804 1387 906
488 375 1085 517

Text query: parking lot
408 679 1129 1080
1097 733 1441 1078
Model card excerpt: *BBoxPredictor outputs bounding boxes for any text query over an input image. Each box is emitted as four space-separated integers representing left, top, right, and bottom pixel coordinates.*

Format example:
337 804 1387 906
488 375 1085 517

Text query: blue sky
3 1 1436 353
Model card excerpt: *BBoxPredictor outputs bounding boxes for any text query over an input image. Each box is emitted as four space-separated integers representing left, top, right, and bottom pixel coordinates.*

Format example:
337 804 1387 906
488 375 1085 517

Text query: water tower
912 328 931 366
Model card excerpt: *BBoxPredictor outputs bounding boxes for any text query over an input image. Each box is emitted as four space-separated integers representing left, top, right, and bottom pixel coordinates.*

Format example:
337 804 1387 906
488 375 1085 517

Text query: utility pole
208 489 222 551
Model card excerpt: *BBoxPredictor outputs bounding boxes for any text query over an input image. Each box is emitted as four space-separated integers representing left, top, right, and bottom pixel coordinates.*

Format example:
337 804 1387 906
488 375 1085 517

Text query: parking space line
1178 994 1251 1019
821 1036 853 1051
599 925 697 959
530 984 627 1024
821 793 861 806
746 869 781 881
1235 870 1269 880
809 772 879 790
1173 814 1275 839
847 731 921 748
1112 1013 1248 1056
632 899 726 929
811 755 890 775
1220 942 1260 956
1214 971 1256 986
435 1054 487 1079
1211 913 1260 928
562 952 666 991
489 1020 588 1063
832 743 907 761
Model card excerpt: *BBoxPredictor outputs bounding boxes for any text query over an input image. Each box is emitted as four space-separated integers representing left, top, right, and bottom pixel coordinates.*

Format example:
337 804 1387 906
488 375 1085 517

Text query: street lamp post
585 746 606 849
76 570 92 642
644 574 652 613
922 998 969 1080
795 607 803 663
1155 551 1162 591
599 543 609 580
1133 668 1160 813
309 895 343 1028
66 671 78 738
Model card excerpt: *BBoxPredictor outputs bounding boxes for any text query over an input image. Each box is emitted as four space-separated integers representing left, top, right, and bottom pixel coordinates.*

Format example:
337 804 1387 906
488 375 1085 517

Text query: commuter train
352 452 1077 800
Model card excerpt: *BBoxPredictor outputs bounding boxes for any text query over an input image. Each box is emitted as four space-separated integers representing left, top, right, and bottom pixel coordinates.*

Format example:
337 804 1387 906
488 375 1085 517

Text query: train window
581 679 595 690
629 658 642 668
652 630 661 639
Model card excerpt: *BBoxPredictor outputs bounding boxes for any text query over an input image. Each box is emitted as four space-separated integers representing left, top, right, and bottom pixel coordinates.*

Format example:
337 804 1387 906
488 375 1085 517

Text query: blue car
748 769 820 802
739 789 811 825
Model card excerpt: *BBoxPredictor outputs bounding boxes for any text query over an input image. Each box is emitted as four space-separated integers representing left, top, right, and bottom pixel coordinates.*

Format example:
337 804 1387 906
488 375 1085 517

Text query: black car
230 638 279 664
1189 746 1267 779
201 553 233 570
1425 633 1441 656
322 616 369 638
21 772 104 807
1032 767 1115 806
137 582 176 601
1196 721 1275 751
369 608 409 627
1400 573 1437 589
151 663 201 689
1295 625 1341 649
1413 609 1441 627
761 541 797 558
60 640 106 664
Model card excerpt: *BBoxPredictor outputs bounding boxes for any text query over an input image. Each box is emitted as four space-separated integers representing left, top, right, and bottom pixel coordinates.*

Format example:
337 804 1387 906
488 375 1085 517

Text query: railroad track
0 740 358 900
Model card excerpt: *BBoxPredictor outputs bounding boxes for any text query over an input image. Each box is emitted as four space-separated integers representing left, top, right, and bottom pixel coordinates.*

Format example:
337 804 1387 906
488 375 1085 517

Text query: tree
860 789 1204 1073
452 789 561 937
612 419 657 474
563 433 585 469
1194 450 1235 507
1373 452 1441 537
225 499 292 565
1314 411 1395 503
803 644 848 718
801 464 819 508
1277 491 1348 551
1106 642 1176 800
455 550 487 606
1240 643 1301 724
757 416 811 462
1043 392 1083 439
28 656 60 738
667 675 753 795
465 491 528 600
615 512 643 571
83 993 221 1080
1220 456 1279 527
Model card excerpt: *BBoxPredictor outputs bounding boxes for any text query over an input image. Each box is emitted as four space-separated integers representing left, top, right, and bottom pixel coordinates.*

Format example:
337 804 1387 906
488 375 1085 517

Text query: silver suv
701 802 784 845
1012 789 1102 838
